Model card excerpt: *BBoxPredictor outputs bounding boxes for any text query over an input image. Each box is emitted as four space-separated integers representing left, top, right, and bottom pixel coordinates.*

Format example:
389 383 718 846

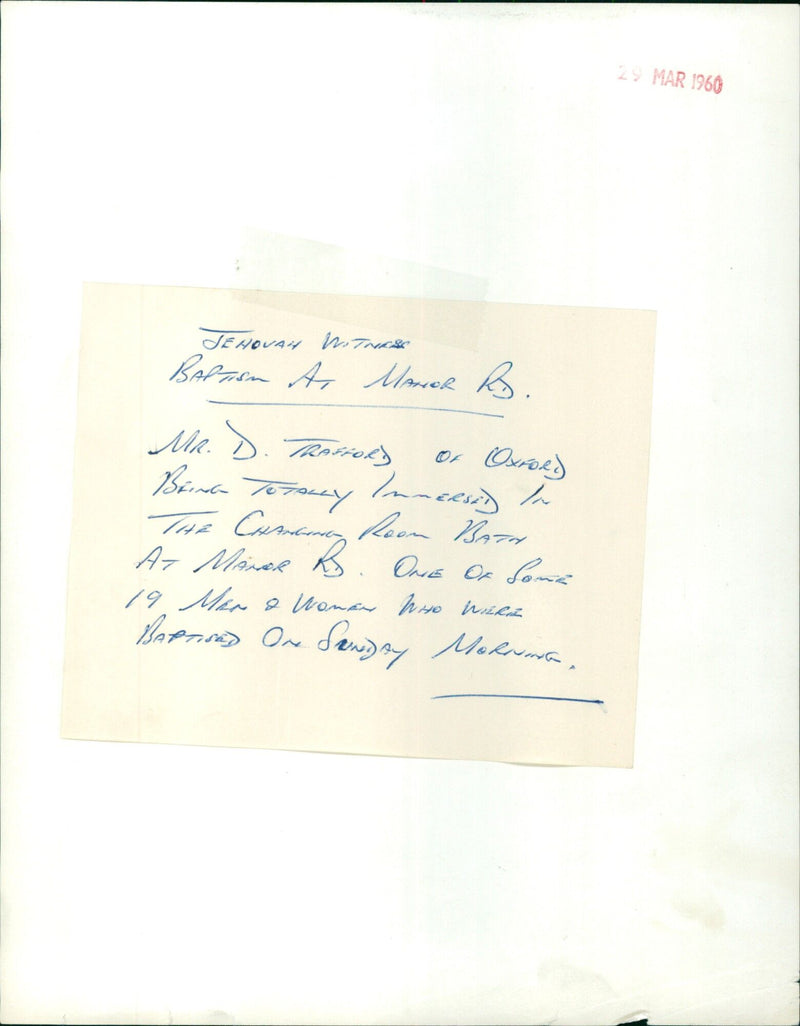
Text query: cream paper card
62 284 655 766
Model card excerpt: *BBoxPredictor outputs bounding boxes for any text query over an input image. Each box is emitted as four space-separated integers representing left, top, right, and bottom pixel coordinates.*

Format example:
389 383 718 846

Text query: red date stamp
618 65 723 94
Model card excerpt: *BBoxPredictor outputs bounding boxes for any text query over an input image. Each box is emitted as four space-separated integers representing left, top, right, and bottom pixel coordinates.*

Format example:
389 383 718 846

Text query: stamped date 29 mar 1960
618 65 724 93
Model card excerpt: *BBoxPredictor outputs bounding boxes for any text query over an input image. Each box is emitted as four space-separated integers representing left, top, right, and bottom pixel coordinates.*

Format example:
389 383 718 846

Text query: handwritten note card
62 285 655 766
